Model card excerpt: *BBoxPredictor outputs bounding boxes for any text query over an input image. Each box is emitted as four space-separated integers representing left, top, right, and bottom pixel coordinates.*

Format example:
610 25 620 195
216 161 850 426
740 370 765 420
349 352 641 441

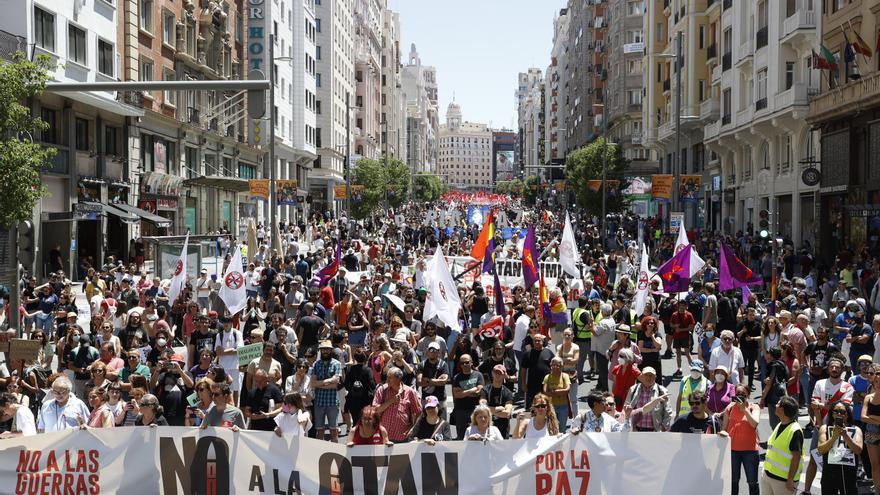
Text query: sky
388 0 564 130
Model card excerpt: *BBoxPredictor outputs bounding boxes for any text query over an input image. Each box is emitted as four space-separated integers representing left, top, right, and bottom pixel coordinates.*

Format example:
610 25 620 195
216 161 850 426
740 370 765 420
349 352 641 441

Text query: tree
415 174 447 202
565 137 629 216
350 155 411 219
523 176 538 205
0 54 55 228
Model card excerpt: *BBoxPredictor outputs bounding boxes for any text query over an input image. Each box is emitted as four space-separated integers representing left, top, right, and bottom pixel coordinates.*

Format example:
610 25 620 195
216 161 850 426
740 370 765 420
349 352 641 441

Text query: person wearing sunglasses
719 384 761 495
195 383 244 431
817 402 862 495
670 390 721 434
512 393 560 439
36 376 90 433
134 394 169 427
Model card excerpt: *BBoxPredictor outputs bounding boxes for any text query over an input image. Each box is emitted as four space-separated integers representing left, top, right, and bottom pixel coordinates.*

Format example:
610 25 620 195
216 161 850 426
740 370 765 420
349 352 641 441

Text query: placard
8 339 41 362
236 342 264 366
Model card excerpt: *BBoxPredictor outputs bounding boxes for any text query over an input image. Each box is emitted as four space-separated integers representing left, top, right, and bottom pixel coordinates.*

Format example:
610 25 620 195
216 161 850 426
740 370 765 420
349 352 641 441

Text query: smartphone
834 416 845 428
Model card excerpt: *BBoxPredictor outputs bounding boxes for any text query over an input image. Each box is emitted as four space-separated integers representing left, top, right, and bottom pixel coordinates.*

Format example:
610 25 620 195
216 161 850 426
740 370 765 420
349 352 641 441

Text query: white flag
167 234 189 304
674 221 706 278
422 246 461 331
219 245 248 316
633 243 651 316
559 212 581 278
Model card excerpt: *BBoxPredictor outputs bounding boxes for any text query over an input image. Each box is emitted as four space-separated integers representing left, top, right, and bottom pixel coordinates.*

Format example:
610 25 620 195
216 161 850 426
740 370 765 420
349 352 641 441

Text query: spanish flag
538 275 551 336
851 28 874 57
470 210 495 261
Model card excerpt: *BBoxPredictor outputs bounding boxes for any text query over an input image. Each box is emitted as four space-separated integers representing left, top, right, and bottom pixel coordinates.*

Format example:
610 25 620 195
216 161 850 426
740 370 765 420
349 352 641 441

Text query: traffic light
252 119 262 146
17 220 34 274
758 209 770 238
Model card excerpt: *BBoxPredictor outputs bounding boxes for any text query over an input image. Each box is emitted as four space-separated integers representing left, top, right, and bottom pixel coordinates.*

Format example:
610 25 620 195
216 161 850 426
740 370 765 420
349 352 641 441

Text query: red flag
470 211 495 261
479 315 504 340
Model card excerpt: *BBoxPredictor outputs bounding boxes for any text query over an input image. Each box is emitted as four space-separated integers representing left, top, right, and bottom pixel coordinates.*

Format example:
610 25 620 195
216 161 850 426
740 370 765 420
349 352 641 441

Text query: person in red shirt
669 300 696 378
611 348 641 412
347 406 393 446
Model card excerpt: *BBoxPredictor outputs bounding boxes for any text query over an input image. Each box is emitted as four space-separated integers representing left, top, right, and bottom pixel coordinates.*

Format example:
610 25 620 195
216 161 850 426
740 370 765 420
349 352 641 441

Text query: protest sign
236 342 264 366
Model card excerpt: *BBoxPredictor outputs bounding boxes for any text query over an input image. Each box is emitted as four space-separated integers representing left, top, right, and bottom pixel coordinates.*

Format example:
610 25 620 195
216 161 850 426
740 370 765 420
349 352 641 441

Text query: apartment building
517 69 544 176
437 102 493 190
353 0 381 161
380 8 406 161
314 0 355 214
808 0 880 259
0 0 145 277
402 43 439 175
545 9 569 166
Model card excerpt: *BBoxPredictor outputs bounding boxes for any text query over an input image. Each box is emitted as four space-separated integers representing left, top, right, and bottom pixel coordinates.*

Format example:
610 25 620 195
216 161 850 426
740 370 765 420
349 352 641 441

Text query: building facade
402 43 438 175
437 102 492 190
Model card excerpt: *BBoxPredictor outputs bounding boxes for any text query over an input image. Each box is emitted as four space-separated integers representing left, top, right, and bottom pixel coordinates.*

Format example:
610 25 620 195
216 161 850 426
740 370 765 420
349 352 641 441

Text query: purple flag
315 241 341 287
742 285 751 305
493 271 505 316
656 244 693 293
718 242 763 291
522 226 539 289
483 238 496 274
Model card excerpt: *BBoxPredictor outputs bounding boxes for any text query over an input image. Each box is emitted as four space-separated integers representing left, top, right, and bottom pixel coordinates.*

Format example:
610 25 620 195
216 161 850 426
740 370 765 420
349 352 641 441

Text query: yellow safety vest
573 307 591 340
765 422 804 482
677 376 707 416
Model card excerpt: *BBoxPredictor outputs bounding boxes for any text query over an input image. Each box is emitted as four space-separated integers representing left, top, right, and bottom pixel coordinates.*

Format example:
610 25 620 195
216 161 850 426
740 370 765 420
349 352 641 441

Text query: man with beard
311 341 343 442
417 342 449 417
415 321 448 361
804 358 854 490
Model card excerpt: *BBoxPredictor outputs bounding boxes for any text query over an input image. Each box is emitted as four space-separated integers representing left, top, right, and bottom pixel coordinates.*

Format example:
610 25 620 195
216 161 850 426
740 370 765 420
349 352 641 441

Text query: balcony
776 82 812 111
712 65 722 84
756 27 768 50
781 8 816 45
736 39 753 67
187 107 200 125
809 71 880 123
722 52 732 71
737 107 752 126
658 120 676 141
700 97 720 121
704 120 721 140
721 114 731 126
707 43 717 61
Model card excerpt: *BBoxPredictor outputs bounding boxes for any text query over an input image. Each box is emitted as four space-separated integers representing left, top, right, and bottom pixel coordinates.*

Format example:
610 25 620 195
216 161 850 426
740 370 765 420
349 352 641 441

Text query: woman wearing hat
707 365 736 415
610 349 641 412
606 324 642 389
406 396 451 445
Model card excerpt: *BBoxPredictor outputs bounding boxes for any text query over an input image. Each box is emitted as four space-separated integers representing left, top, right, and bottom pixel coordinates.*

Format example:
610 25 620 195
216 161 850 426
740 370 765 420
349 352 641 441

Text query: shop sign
138 200 157 214
802 167 821 187
73 202 102 220
157 198 178 210
141 172 182 197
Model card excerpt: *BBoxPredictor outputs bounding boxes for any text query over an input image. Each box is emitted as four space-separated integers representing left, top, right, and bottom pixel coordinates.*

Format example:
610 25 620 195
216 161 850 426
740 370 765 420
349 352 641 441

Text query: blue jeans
35 312 53 335
554 404 569 432
731 450 759 495
799 366 811 405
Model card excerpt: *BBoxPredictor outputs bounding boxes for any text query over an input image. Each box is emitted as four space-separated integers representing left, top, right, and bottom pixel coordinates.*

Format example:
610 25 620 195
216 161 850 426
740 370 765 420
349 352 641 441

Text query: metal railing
756 27 768 49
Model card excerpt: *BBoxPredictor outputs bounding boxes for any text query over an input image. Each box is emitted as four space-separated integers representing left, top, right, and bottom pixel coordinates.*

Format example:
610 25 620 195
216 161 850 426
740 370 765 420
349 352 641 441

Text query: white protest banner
236 342 263 366
0 429 730 494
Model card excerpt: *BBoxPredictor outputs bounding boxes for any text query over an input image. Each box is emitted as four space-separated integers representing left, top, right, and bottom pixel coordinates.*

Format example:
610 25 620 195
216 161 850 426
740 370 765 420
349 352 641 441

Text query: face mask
715 373 727 383
704 331 714 339
618 357 626 366
690 370 702 380
848 311 855 318
157 338 167 347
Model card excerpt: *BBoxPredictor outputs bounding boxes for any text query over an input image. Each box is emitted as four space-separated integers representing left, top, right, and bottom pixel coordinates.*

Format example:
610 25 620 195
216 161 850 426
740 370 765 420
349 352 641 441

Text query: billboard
495 150 515 182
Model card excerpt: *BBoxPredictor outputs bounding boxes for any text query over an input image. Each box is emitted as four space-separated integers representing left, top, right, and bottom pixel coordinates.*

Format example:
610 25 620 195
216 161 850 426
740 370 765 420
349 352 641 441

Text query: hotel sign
248 0 267 146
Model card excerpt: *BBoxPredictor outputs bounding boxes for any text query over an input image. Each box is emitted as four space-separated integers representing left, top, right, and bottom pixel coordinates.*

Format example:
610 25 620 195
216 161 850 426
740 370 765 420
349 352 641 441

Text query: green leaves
564 138 630 216
415 174 447 203
351 155 412 219
0 53 55 228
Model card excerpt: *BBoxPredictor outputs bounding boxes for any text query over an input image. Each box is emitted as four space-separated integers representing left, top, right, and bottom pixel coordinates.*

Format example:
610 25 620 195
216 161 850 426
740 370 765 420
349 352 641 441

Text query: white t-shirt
463 425 503 441
274 410 312 436
513 314 531 352
811 378 854 421
215 329 243 369
14 406 36 436
708 346 746 385
806 307 828 332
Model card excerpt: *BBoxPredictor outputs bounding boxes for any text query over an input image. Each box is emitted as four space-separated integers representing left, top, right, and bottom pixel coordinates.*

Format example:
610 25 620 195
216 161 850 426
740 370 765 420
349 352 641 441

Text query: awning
112 203 172 227
65 202 139 223
183 175 250 192
49 90 145 118
101 203 139 223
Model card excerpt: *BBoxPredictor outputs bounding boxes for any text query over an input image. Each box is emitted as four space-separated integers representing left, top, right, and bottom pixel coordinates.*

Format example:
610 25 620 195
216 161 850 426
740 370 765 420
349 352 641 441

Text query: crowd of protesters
0 196 877 495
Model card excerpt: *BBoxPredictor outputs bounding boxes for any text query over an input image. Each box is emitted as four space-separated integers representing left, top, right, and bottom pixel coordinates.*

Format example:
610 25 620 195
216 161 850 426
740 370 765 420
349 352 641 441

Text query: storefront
138 172 182 236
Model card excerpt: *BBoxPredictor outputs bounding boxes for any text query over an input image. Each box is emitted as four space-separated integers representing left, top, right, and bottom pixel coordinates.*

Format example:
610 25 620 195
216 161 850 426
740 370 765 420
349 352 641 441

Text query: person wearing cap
669 300 696 379
406 395 451 445
833 301 860 346
570 390 632 434
707 365 736 415
623 366 671 432
417 340 449 416
214 315 244 404
675 360 710 418
606 324 642 386
311 340 343 442
479 364 514 438
68 333 99 401
195 269 211 310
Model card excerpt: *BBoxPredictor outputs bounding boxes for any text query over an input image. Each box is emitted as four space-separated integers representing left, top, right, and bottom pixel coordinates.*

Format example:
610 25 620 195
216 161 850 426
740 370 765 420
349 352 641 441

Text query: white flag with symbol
422 246 461 331
219 245 247 316
167 234 188 304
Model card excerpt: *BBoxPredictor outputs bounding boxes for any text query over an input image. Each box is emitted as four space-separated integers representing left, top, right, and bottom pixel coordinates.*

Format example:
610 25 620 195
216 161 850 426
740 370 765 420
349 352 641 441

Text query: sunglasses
52 389 69 396
532 404 548 410
689 400 705 406
211 392 225 397
605 402 616 407
722 338 733 342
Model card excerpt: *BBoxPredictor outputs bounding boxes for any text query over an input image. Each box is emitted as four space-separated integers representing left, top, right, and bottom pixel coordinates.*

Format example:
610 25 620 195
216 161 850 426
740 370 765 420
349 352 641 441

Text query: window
140 0 153 32
185 147 199 178
756 68 768 102
163 11 175 46
75 118 89 151
785 61 795 90
238 163 257 180
164 69 176 105
315 18 321 33
699 80 706 101
316 45 321 60
41 108 58 144
316 73 321 87
105 126 120 155
98 40 114 76
68 25 86 65
34 7 55 51
140 57 154 82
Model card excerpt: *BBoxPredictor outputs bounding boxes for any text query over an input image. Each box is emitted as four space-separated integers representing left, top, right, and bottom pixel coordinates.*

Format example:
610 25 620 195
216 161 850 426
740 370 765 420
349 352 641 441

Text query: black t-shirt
522 348 554 392
670 413 720 434
188 330 218 355
418 359 449 401
805 341 839 377
452 371 484 411
736 319 761 352
296 315 325 348
477 356 517 392
246 383 284 431
480 385 514 438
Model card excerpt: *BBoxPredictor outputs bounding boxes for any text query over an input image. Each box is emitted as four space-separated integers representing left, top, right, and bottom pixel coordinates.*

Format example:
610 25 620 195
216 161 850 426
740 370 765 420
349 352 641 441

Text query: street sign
670 212 684 233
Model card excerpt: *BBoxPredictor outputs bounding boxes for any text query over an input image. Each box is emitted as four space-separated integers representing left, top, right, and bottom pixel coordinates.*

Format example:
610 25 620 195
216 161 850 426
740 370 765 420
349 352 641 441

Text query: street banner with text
0 428 730 494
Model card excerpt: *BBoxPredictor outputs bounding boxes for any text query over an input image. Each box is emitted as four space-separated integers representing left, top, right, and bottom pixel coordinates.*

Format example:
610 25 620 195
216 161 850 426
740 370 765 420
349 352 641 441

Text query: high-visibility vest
677 376 708 416
573 307 592 340
765 422 804 482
